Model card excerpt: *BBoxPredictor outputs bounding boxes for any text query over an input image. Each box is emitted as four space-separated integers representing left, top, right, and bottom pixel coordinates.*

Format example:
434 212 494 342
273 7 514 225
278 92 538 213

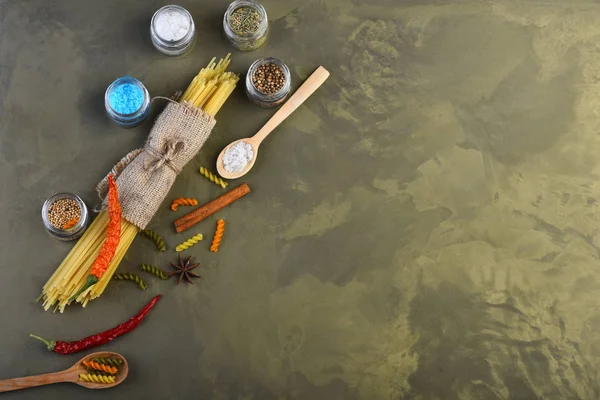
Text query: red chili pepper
70 174 122 301
30 295 161 354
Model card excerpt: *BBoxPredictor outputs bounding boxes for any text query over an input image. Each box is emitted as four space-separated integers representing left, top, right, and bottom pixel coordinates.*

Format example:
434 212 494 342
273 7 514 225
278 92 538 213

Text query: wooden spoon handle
0 369 75 393
253 66 330 143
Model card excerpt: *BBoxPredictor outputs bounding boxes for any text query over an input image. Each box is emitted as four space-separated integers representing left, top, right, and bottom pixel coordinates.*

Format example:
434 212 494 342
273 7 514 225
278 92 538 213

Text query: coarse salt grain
223 142 254 173
154 8 191 42
109 82 144 115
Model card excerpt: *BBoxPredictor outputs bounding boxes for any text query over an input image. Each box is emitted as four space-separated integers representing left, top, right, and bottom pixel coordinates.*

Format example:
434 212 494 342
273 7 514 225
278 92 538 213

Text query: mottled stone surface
1 0 600 399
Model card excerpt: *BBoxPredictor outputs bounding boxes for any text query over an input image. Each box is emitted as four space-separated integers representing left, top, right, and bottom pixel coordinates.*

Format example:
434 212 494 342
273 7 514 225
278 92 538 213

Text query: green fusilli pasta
87 368 112 377
141 229 166 252
79 373 115 384
140 264 169 280
112 273 148 290
91 357 123 367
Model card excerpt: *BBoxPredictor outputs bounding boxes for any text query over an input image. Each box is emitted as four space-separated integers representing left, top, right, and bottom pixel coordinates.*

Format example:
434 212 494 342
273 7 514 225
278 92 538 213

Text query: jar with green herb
223 0 268 51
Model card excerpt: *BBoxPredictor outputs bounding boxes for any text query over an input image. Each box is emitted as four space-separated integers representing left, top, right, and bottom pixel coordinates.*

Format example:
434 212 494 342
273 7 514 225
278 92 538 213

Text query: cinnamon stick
174 183 250 232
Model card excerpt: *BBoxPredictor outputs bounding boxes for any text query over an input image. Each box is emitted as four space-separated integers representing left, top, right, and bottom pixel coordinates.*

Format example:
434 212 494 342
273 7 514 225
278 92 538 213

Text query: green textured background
1 0 599 399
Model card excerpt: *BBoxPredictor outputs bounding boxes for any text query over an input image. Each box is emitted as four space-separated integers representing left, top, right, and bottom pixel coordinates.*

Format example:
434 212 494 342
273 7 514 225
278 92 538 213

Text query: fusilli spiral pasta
87 368 111 377
83 360 118 375
140 264 169 280
141 229 166 252
210 219 225 253
176 233 204 252
79 373 116 384
112 273 148 290
171 197 199 211
62 217 80 230
92 357 123 367
199 167 228 188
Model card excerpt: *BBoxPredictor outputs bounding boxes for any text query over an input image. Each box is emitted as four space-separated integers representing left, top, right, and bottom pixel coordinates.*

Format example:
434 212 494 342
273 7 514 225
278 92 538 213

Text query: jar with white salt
150 5 196 56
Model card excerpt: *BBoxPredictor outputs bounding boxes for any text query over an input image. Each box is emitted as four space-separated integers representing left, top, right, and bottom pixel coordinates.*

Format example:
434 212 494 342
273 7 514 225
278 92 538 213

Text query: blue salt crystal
108 81 144 114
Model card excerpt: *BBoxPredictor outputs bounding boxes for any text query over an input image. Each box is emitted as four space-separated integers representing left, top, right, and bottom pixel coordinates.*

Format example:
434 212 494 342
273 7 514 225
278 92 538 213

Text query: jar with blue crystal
104 76 151 128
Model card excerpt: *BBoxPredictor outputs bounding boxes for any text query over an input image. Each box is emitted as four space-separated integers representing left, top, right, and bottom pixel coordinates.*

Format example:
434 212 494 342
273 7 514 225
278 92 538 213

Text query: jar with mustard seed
246 57 291 108
223 0 268 51
42 193 89 241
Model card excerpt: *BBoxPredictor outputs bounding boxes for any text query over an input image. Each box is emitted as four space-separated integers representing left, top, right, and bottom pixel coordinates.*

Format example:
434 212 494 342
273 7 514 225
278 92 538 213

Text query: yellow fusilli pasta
79 373 116 384
175 233 204 252
199 167 228 188
210 219 225 253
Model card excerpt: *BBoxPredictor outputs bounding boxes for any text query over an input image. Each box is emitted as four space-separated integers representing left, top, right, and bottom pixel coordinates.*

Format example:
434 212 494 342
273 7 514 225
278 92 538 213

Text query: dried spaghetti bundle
39 54 239 312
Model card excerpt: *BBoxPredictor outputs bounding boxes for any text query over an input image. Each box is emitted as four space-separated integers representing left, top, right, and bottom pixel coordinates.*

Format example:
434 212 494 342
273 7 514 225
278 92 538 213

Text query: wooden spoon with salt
216 66 330 179
0 351 128 393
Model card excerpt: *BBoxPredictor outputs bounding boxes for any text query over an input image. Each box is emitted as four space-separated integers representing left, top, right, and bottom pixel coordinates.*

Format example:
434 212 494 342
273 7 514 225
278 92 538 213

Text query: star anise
169 254 201 284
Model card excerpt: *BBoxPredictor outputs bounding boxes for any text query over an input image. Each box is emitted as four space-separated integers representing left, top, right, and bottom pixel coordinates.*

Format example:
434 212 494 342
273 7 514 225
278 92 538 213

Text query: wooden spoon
216 65 330 179
0 351 128 393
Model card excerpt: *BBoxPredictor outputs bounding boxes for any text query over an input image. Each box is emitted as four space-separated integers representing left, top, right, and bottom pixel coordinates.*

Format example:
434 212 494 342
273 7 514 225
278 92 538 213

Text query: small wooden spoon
0 351 128 393
216 65 330 179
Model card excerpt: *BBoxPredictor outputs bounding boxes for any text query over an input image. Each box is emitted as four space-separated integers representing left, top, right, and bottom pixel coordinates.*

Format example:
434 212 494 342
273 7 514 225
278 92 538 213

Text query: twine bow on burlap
144 140 185 175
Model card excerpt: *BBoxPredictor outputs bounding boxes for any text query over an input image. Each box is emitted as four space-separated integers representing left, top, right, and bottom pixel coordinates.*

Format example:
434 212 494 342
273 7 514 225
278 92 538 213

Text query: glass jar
42 193 89 241
104 76 151 128
150 5 196 56
245 57 291 108
223 0 268 51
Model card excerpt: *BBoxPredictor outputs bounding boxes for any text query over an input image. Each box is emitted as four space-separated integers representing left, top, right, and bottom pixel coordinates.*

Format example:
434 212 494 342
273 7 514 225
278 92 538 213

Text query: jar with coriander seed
42 193 89 241
223 0 268 51
246 57 291 108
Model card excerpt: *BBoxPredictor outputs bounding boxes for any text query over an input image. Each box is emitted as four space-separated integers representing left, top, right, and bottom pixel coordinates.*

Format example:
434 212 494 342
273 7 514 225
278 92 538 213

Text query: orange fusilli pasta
171 197 198 211
210 219 225 252
83 360 118 375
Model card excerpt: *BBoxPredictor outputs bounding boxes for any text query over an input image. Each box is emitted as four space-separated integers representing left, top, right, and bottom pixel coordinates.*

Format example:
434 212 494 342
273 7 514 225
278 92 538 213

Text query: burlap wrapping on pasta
96 102 216 229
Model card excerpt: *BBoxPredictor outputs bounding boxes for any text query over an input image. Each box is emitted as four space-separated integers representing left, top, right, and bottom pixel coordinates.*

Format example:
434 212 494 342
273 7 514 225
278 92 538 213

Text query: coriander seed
252 62 286 94
246 57 291 108
47 198 81 229
42 193 89 241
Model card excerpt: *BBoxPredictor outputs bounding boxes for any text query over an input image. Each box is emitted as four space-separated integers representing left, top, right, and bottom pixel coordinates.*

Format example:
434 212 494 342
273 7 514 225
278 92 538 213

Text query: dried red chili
70 174 122 301
30 295 161 354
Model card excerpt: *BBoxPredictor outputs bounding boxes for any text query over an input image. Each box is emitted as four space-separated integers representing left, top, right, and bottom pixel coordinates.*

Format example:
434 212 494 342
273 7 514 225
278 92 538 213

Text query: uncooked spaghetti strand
42 214 109 310
84 221 138 301
181 76 200 101
43 212 107 291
